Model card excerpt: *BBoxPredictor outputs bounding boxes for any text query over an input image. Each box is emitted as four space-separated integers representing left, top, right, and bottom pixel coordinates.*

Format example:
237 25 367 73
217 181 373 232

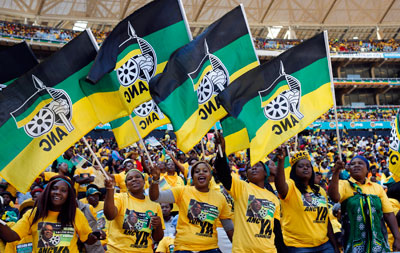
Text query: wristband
152 179 160 184
106 187 114 190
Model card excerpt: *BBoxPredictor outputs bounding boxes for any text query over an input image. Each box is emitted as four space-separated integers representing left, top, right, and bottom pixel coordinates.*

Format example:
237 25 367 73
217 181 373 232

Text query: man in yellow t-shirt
74 164 95 199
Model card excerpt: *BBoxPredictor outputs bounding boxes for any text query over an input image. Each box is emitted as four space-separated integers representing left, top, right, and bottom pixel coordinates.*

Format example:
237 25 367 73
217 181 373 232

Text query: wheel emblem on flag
116 21 157 87
10 75 74 138
134 100 165 119
390 119 399 151
259 61 304 121
188 40 229 104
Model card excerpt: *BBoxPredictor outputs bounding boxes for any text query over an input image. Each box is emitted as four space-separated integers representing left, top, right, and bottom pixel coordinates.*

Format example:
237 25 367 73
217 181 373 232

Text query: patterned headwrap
289 151 311 166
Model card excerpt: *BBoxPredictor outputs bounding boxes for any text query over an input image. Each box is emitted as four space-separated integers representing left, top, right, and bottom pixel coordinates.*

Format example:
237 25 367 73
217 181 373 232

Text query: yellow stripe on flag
87 90 128 123
16 98 53 128
0 97 100 193
261 86 289 108
230 61 258 83
114 49 142 70
250 82 333 165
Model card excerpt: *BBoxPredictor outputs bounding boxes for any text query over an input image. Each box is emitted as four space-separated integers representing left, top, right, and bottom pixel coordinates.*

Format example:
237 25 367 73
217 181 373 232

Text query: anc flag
389 110 400 178
110 99 170 148
0 31 101 192
218 32 333 165
86 0 191 117
220 115 249 156
0 41 38 88
150 6 259 153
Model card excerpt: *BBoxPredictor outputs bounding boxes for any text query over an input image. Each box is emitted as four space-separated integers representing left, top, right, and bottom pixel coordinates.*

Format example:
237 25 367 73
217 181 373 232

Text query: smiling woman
149 161 234 253
0 176 99 252
103 169 164 253
329 155 400 252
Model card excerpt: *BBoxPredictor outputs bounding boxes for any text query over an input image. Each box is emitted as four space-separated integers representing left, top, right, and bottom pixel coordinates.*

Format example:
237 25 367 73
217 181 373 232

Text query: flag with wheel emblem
389 110 400 178
0 31 103 193
149 5 259 153
85 0 191 117
110 99 170 148
0 41 38 89
217 32 333 165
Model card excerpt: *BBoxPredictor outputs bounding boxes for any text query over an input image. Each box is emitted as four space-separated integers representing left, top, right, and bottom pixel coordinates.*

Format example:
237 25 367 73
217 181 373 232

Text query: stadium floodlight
73 21 88 32
266 26 282 39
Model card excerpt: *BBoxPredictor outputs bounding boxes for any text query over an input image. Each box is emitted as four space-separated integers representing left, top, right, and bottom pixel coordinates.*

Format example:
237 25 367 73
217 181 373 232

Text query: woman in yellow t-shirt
104 169 164 252
0 176 100 252
329 156 400 252
275 149 339 252
149 161 234 252
214 136 282 253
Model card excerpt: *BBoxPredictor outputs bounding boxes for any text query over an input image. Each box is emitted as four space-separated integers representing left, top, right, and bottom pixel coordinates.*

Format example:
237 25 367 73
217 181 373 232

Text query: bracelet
106 187 114 190
152 179 160 184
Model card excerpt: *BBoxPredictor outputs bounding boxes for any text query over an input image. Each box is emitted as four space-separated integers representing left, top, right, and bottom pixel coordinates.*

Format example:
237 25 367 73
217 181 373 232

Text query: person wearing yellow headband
275 147 339 253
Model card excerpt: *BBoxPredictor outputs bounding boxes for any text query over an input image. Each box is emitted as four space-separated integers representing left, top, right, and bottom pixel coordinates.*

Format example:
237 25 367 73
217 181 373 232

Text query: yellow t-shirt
338 177 393 213
280 179 330 247
155 236 175 253
4 222 33 253
115 171 127 193
170 186 232 251
228 175 280 252
12 208 92 253
73 166 95 193
107 192 164 253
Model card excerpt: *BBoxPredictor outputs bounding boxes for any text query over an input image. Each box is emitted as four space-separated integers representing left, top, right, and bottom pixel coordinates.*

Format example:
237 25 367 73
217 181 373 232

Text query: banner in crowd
389 110 400 178
110 99 170 148
86 0 191 116
220 116 249 155
218 32 333 165
0 31 101 192
0 41 38 88
150 5 259 153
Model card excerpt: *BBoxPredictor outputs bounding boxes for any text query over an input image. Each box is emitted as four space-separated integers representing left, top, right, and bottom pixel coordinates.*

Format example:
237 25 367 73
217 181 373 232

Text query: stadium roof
1 0 400 40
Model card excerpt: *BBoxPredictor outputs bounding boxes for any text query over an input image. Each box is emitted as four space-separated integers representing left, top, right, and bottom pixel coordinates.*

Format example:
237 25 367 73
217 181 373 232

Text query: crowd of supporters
2 20 400 54
318 107 399 121
0 21 109 43
0 128 399 252
253 37 400 52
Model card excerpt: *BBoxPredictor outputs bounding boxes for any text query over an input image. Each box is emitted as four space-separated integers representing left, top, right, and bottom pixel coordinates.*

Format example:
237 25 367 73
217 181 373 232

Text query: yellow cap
290 151 311 166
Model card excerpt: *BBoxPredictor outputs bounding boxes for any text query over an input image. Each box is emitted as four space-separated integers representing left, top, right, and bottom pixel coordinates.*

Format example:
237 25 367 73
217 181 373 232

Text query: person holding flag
329 156 400 252
275 147 339 253
213 135 284 253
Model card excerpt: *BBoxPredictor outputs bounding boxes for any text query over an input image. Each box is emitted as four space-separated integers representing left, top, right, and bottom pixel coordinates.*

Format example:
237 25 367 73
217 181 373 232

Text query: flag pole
129 115 154 168
82 137 110 180
294 135 298 151
324 30 342 160
200 137 206 160
177 0 193 41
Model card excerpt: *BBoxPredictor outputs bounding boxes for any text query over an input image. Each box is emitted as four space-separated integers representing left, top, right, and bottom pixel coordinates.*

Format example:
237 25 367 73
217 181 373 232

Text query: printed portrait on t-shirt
301 192 327 207
37 222 74 249
187 199 219 224
246 195 276 220
122 209 152 233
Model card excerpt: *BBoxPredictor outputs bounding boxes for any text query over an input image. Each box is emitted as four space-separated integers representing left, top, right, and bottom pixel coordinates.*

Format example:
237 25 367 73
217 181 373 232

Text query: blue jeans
175 249 222 253
287 241 335 253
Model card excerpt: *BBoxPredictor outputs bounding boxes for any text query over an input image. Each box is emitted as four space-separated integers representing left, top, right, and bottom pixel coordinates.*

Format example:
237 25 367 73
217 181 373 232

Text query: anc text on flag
86 0 191 116
0 41 38 87
220 115 249 156
389 110 400 178
110 99 170 149
218 33 333 165
0 31 101 192
149 5 258 153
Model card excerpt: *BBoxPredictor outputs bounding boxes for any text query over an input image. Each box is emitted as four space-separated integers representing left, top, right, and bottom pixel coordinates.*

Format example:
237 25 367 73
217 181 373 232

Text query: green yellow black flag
86 0 191 117
389 110 400 178
220 115 249 156
110 99 170 148
149 5 259 153
0 41 38 88
0 31 101 192
218 32 333 165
